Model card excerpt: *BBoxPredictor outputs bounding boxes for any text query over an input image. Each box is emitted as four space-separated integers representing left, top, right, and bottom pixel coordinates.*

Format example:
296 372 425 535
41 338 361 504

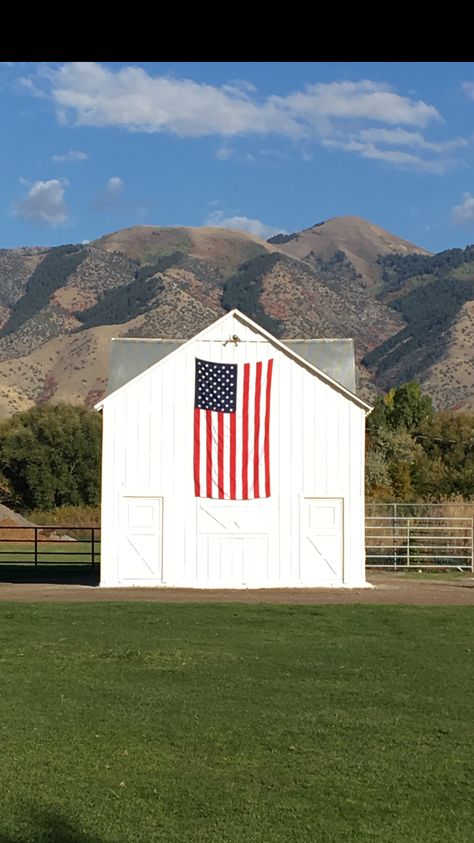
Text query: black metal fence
0 525 100 570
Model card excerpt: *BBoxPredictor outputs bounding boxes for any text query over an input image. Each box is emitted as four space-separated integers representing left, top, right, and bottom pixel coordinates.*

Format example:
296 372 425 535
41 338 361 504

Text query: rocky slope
3 216 472 415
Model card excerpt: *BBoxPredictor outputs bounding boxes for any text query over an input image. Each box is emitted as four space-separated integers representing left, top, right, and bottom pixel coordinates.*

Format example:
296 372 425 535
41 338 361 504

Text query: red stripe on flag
217 412 224 499
253 361 262 498
230 411 236 499
195 358 273 501
194 407 201 496
206 410 212 498
264 359 273 497
242 363 250 500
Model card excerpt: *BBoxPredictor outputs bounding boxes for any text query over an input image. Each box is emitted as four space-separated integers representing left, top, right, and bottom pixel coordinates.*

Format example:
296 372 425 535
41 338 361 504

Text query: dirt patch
0 575 474 605
0 516 74 541
0 518 36 541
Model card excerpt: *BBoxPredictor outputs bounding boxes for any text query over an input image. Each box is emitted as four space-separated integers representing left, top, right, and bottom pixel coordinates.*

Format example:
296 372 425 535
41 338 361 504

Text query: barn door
300 498 343 583
118 496 163 582
197 500 271 585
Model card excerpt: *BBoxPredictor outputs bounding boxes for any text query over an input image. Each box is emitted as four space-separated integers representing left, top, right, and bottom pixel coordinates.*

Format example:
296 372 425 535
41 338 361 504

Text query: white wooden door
197 500 272 585
300 498 343 583
118 496 163 582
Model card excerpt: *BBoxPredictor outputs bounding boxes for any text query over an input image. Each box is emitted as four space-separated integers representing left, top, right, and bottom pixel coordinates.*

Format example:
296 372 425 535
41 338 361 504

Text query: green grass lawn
0 604 472 842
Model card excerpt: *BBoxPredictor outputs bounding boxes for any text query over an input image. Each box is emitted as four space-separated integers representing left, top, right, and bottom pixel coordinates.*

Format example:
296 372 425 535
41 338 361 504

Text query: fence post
407 518 410 568
394 503 397 571
91 527 95 571
471 517 474 574
34 527 38 568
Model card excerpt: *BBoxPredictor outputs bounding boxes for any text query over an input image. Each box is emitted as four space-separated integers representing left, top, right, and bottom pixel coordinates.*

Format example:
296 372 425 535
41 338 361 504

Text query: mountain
363 246 474 410
0 216 470 416
270 215 427 289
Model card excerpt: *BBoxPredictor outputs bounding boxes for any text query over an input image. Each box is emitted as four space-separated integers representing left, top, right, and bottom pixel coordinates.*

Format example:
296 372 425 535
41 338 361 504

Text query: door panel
197 500 271 585
119 497 163 581
300 498 343 583
198 501 270 534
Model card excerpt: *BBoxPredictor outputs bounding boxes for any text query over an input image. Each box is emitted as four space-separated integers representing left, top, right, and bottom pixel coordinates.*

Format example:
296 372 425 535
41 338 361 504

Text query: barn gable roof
106 337 357 396
95 310 371 412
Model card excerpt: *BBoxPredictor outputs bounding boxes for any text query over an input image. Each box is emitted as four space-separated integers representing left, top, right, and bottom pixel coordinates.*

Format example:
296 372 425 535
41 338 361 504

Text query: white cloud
451 192 474 224
272 80 440 129
16 76 47 98
106 176 124 194
45 65 441 138
14 179 68 226
52 149 88 163
324 137 453 174
216 146 234 160
216 146 255 163
222 79 258 97
358 127 467 153
25 63 464 173
206 210 285 240
92 176 125 211
46 62 298 138
462 81 474 99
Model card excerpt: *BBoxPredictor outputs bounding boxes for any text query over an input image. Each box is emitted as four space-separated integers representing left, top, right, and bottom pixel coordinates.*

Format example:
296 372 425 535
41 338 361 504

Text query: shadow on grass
0 806 103 842
0 565 99 587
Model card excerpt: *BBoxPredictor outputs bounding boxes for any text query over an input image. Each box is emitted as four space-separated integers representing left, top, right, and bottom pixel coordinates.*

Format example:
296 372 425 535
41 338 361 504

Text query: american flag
194 357 274 499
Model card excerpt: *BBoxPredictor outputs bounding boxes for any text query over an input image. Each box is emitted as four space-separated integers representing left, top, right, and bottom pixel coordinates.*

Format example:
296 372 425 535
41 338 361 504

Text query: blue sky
2 61 474 253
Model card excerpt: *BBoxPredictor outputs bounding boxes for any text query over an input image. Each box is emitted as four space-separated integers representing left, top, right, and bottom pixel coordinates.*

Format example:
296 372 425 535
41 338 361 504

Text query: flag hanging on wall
194 358 274 499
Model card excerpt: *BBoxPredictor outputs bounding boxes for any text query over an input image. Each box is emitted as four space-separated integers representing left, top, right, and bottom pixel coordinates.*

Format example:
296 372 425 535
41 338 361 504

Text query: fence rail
0 525 101 570
1 511 473 573
365 510 474 570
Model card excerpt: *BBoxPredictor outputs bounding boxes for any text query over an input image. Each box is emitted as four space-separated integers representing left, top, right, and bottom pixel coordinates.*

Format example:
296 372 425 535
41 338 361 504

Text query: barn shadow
0 522 101 586
0 806 103 842
0 565 100 586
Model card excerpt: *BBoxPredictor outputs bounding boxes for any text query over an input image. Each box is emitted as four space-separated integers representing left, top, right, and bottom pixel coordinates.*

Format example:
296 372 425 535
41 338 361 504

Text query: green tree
0 403 101 511
414 411 474 499
366 382 432 501
387 382 433 431
366 426 423 501
365 449 392 500
366 384 474 502
367 383 432 444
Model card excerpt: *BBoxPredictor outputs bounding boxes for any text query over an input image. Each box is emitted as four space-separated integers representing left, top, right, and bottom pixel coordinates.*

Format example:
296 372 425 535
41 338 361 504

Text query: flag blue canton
195 359 237 413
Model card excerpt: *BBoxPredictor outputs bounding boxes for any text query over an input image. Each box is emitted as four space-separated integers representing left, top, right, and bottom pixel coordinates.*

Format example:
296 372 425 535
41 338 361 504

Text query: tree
366 382 433 502
387 382 433 432
0 403 101 511
366 426 423 501
367 383 432 448
414 411 474 499
366 382 474 502
365 449 392 500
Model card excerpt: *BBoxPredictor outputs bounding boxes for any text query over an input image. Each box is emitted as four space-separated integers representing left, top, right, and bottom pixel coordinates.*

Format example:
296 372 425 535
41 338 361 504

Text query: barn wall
100 314 366 587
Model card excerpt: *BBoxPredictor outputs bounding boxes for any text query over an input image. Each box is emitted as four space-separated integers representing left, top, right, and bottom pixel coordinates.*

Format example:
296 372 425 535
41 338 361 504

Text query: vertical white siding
99 403 115 585
100 312 367 587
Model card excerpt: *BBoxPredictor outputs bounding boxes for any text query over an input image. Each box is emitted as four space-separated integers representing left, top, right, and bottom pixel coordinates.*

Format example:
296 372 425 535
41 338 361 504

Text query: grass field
0 603 473 842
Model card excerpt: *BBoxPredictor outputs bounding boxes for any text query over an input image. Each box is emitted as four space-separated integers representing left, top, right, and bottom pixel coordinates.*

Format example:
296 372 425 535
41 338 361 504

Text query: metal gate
366 504 474 570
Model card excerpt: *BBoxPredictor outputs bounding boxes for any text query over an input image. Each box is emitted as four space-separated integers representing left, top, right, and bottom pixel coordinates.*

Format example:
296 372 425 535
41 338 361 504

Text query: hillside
363 246 474 409
0 217 469 415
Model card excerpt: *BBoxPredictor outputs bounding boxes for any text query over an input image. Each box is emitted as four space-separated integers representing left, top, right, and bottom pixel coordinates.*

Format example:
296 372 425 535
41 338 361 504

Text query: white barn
96 310 371 589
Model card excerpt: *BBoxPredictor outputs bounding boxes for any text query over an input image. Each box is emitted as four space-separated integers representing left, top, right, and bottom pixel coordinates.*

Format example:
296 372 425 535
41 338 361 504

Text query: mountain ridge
0 216 471 416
